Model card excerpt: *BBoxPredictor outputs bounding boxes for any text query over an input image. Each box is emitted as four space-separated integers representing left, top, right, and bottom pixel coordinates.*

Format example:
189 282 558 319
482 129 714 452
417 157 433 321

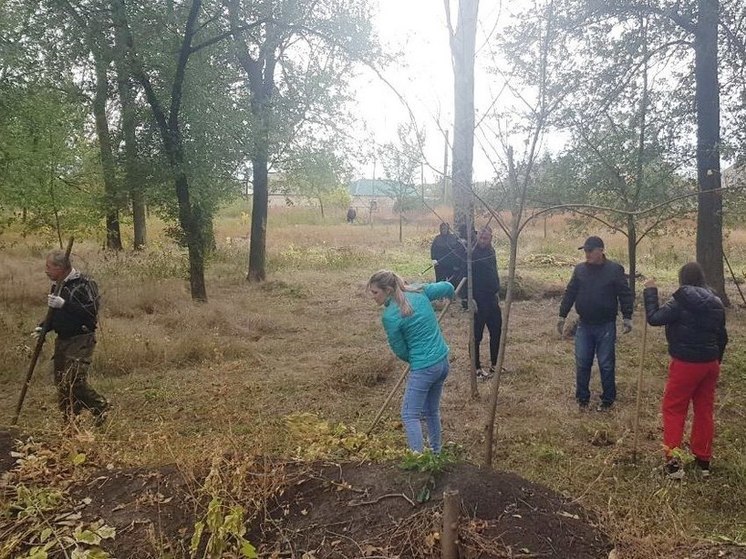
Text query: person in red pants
643 262 728 479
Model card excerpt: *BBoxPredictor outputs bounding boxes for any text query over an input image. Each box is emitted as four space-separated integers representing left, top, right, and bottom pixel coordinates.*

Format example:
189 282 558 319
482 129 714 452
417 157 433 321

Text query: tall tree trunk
112 0 146 249
229 2 278 283
58 0 122 249
449 0 478 234
176 172 207 300
122 0 208 300
91 42 122 250
248 121 270 282
695 0 728 304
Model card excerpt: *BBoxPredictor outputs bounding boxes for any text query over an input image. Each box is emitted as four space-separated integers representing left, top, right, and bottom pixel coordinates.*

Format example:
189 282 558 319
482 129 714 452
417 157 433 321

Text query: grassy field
1 204 745 557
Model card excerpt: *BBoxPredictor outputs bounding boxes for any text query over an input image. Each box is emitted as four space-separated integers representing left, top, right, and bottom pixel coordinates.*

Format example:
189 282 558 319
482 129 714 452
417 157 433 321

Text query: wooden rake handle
12 237 74 425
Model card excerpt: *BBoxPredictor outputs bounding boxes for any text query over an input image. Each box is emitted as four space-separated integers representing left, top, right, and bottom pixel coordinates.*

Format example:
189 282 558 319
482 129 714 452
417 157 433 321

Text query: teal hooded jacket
381 281 455 370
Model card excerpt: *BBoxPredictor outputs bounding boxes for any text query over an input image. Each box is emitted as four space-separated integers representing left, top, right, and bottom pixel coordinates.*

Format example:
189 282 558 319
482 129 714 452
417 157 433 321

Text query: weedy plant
398 444 463 504
189 497 257 559
1 436 117 559
398 444 462 475
284 412 403 462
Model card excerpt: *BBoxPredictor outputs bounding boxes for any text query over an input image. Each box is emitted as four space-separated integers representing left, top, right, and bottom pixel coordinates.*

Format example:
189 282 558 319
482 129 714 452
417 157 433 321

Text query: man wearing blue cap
557 236 634 411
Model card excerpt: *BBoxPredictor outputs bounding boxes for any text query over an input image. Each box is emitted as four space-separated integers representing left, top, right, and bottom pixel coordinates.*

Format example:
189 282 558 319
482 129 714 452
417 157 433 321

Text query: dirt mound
256 461 612 559
63 459 611 559
3 428 745 558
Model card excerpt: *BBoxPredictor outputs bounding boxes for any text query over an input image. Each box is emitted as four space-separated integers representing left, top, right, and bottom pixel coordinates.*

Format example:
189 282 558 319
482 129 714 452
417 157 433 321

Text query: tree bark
90 28 122 250
695 0 728 304
449 0 478 235
112 0 146 249
93 60 123 250
248 132 269 282
228 0 277 283
58 0 122 250
120 0 209 300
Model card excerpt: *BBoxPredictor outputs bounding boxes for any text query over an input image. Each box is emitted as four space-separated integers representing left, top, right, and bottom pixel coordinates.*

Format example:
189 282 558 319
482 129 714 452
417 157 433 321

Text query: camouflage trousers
53 333 108 419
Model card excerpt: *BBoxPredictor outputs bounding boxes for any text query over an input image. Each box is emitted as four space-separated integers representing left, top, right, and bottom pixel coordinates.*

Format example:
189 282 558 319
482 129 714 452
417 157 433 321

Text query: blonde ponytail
368 270 419 317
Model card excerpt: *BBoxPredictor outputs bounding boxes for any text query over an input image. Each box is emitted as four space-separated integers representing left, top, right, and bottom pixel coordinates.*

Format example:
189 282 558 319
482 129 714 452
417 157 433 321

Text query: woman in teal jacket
368 270 455 452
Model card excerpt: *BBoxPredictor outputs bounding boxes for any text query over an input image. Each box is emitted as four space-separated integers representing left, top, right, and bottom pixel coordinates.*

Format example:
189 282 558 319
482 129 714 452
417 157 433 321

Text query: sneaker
695 458 711 478
665 458 685 480
596 402 614 412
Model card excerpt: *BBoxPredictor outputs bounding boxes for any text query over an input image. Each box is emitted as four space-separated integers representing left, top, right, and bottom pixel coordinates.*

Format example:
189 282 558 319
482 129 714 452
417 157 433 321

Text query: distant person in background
557 236 634 412
39 249 109 426
644 262 728 480
346 207 357 224
368 270 455 453
471 226 502 380
430 223 462 284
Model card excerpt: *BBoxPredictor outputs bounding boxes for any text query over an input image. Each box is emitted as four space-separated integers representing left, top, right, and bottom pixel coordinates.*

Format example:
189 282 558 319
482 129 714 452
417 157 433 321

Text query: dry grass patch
329 350 399 389
2 211 746 556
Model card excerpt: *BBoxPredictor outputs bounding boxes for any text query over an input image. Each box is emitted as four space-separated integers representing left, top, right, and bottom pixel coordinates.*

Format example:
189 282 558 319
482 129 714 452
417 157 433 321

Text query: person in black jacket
40 249 109 425
471 226 502 380
430 223 462 284
644 262 728 479
557 236 634 411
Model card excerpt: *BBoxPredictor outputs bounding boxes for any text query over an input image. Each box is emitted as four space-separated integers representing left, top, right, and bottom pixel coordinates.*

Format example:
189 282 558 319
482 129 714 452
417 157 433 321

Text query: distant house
347 178 400 211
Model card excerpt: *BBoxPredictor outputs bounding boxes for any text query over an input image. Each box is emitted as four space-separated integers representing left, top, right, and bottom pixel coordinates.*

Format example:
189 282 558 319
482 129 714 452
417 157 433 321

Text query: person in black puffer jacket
644 262 728 479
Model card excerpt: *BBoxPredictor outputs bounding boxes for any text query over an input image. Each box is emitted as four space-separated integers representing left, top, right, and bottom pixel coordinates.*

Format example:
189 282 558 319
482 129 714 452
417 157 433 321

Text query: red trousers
662 357 720 461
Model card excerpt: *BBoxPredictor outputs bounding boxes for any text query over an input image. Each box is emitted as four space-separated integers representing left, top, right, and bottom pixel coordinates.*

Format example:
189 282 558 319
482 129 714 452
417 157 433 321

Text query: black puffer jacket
644 285 728 363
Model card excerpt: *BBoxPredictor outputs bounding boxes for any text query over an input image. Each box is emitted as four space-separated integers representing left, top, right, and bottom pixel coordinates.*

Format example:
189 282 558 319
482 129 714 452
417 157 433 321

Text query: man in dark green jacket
41 249 109 425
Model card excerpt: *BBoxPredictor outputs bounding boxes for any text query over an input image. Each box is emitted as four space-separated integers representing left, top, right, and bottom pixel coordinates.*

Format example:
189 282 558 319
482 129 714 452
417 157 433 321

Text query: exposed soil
65 460 613 559
1 430 612 558
2 429 746 559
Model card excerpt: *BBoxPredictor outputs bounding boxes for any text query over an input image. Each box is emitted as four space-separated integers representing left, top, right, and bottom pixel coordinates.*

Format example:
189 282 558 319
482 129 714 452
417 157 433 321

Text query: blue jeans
575 321 617 405
401 357 449 452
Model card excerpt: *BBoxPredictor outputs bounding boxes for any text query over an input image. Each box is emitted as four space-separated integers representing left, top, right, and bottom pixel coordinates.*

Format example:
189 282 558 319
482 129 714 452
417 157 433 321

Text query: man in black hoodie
471 226 502 380
557 236 634 411
430 222 462 284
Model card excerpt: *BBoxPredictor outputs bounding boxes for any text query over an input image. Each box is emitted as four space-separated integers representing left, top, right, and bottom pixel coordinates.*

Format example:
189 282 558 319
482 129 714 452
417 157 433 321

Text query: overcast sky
350 0 515 183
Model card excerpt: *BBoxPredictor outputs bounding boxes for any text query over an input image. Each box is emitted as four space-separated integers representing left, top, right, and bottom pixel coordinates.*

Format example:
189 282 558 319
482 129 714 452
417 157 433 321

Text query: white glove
31 326 43 339
556 318 566 337
622 318 633 334
47 295 65 309
432 259 438 266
